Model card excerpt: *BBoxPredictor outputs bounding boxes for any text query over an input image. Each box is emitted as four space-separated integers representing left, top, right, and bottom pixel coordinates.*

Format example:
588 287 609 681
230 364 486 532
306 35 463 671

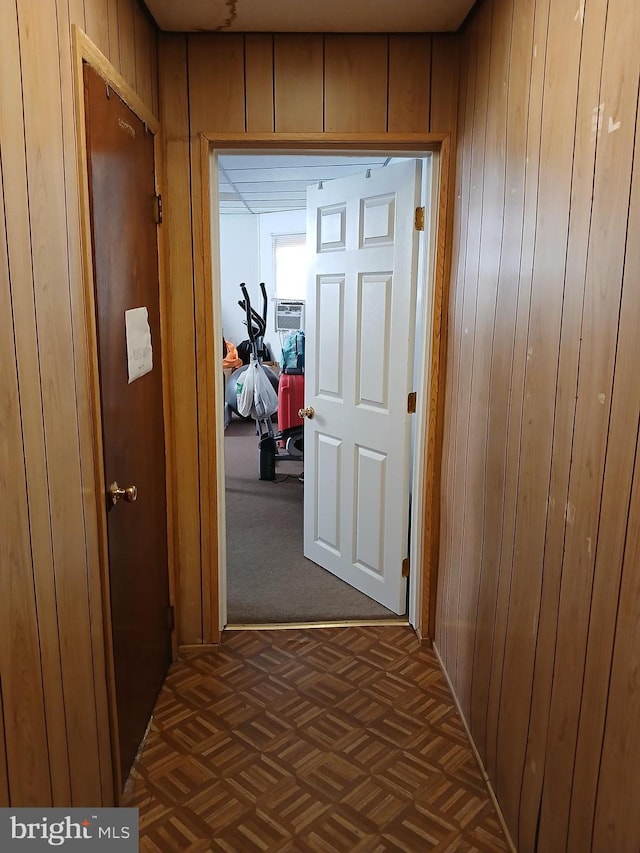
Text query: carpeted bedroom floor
224 417 398 624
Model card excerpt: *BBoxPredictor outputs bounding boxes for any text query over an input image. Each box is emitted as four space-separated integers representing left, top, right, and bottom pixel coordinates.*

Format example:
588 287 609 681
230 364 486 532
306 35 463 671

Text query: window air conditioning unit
274 300 305 332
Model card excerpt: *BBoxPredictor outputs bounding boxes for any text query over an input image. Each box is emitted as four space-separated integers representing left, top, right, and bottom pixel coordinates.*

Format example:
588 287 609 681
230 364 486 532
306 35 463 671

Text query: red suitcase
277 373 305 432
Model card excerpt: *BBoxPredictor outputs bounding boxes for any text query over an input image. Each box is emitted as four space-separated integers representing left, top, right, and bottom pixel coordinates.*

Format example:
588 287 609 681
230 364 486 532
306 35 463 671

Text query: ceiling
144 0 476 33
216 155 411 215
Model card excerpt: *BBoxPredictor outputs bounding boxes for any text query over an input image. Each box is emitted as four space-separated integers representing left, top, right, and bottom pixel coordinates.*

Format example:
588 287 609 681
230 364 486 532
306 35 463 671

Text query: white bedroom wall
219 215 260 348
219 209 307 363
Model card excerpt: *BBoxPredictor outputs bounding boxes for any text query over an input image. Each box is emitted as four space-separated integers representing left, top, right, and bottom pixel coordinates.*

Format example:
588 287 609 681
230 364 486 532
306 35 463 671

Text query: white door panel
304 160 421 614
316 275 344 399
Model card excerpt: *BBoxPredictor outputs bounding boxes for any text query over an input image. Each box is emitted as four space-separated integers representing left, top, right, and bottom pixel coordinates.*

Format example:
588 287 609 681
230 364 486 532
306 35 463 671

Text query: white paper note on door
125 306 153 383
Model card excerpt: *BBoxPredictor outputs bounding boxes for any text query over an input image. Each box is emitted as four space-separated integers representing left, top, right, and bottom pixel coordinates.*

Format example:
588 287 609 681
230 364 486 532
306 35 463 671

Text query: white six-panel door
303 159 421 614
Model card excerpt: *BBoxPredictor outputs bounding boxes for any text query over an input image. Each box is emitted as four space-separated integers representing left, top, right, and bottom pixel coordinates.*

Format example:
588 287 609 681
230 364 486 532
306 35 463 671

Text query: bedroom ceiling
143 0 476 33
217 155 406 215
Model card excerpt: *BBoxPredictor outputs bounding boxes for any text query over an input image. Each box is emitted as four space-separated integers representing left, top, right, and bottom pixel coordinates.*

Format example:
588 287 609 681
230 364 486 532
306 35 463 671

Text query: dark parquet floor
123 626 508 852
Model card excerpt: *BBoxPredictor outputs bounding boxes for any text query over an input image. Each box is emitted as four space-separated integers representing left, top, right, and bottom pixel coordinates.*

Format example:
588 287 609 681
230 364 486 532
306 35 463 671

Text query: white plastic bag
253 360 278 419
236 357 278 420
236 362 255 417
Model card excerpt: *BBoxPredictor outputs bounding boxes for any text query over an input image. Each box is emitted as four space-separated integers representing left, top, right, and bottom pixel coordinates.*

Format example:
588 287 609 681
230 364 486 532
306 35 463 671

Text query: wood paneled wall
437 0 640 849
0 0 157 807
158 32 460 644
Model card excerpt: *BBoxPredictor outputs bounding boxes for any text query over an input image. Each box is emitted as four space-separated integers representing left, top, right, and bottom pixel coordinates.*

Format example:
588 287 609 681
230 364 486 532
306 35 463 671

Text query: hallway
123 626 507 851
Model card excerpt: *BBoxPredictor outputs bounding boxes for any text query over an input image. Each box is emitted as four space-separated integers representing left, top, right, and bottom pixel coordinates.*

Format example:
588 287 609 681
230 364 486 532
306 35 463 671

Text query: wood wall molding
74 27 159 131
158 34 203 642
199 131 450 652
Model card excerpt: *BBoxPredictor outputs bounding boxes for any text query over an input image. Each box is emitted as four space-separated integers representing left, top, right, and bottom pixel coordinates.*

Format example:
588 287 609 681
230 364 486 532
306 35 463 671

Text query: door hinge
414 206 425 231
402 557 410 578
407 391 417 414
167 604 175 631
153 193 163 224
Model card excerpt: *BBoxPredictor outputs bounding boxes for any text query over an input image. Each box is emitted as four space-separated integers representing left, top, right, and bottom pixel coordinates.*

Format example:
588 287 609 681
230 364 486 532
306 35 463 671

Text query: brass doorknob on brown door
298 406 315 419
108 481 138 505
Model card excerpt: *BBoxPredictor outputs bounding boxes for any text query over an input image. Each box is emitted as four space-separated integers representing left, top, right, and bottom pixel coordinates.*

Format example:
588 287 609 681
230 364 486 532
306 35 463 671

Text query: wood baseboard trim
432 642 516 853
414 625 433 648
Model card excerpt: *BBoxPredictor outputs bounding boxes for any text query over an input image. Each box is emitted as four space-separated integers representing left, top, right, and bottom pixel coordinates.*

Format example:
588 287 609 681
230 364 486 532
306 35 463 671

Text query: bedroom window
273 233 307 300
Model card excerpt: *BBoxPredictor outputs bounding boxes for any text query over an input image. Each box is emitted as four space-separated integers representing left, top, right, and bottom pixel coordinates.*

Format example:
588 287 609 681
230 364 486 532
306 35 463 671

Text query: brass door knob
298 406 315 419
108 481 138 505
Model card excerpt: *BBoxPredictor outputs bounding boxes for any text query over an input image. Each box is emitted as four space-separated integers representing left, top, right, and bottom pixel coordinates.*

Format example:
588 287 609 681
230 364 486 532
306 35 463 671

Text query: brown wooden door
83 65 171 788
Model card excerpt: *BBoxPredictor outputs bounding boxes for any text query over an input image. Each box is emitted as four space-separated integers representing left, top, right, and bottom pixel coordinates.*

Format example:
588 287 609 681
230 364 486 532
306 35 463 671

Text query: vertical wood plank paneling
149 22 158 117
82 0 109 58
387 35 431 133
462 0 512 755
324 35 388 132
518 0 608 846
453 0 495 723
495 1 583 836
484 0 549 789
274 34 323 132
17 0 103 805
570 84 640 850
470 0 532 763
188 34 245 132
133 2 154 111
538 2 640 847
159 34 202 644
429 35 460 136
68 0 85 29
447 3 491 709
0 276 52 808
593 428 640 850
437 16 480 674
0 680 8 805
245 34 274 132
117 0 136 87
438 0 640 849
429 33 460 138
0 131 52 809
106 0 120 71
0 0 69 807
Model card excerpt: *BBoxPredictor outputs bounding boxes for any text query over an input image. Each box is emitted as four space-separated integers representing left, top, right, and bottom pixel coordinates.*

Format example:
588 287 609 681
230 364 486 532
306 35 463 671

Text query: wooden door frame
71 27 177 802
199 132 452 643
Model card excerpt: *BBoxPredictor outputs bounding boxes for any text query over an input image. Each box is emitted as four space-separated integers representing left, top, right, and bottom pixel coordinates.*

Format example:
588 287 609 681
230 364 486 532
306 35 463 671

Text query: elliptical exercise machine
226 282 304 480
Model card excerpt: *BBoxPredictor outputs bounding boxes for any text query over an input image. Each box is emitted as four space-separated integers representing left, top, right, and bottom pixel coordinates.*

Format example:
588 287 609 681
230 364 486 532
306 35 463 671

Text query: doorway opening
208 147 439 632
